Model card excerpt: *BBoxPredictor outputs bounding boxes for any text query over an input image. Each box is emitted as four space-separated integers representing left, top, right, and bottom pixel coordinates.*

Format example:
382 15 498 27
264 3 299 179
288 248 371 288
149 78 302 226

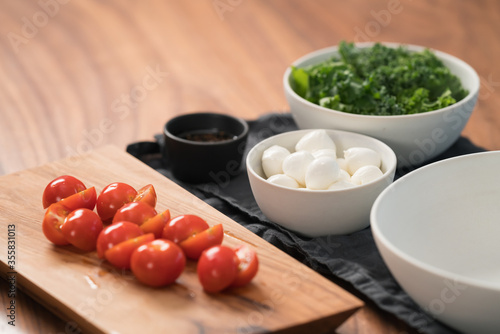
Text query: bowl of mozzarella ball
246 129 397 237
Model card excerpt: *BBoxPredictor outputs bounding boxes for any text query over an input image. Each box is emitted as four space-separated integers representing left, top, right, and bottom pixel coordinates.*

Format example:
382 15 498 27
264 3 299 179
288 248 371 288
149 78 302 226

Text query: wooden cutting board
0 145 362 334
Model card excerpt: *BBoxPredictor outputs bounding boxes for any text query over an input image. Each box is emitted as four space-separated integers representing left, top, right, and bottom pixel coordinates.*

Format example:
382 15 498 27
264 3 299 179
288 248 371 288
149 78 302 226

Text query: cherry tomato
60 208 103 252
133 184 157 208
42 202 71 245
96 182 137 222
140 209 170 239
231 245 259 288
111 201 157 226
131 239 186 287
96 221 144 258
59 187 97 211
105 233 155 269
42 175 86 209
162 214 209 243
179 224 224 260
197 245 239 293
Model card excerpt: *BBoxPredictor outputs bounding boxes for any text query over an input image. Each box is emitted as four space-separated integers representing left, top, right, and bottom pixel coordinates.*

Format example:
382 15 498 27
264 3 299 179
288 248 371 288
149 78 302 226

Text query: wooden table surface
1 0 499 333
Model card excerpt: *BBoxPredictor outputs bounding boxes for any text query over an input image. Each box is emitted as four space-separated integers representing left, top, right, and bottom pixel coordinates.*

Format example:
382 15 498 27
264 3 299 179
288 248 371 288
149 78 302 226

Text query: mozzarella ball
262 145 291 178
312 148 337 160
267 174 300 188
305 156 340 190
344 147 381 175
336 157 348 172
295 130 336 153
351 165 384 185
338 168 351 182
328 180 357 190
282 151 315 186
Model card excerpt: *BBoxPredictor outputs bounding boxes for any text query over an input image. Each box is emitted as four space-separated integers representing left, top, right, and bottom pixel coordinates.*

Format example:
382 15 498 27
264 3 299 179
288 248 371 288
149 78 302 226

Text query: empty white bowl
284 42 480 168
371 151 500 334
246 129 396 237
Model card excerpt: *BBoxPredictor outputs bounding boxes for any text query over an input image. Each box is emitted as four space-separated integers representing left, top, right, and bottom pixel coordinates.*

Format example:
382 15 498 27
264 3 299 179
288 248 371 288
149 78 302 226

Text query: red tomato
179 224 224 260
42 175 86 209
96 222 144 258
133 184 157 208
42 202 71 245
60 208 103 252
140 209 171 239
96 182 137 222
131 239 186 287
231 245 259 288
162 214 209 243
197 245 239 293
111 201 157 226
105 233 155 269
59 187 97 211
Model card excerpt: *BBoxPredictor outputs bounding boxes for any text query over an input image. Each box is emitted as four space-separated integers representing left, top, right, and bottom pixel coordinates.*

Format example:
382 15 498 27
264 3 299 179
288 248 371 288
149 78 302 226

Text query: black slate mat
127 112 486 334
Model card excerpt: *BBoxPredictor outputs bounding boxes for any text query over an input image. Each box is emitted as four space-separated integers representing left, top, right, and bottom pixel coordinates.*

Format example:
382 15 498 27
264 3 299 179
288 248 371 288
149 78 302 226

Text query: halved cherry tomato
105 233 155 269
179 224 223 260
42 202 71 245
162 214 209 243
140 209 170 238
231 245 259 287
60 208 103 252
131 239 186 287
42 175 86 209
97 182 137 222
96 221 144 258
111 201 157 226
197 245 239 293
59 187 97 211
133 184 157 209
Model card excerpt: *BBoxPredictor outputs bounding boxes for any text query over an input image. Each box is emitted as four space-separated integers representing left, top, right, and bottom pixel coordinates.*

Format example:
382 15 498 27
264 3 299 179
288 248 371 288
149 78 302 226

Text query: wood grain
1 0 499 333
0 145 362 334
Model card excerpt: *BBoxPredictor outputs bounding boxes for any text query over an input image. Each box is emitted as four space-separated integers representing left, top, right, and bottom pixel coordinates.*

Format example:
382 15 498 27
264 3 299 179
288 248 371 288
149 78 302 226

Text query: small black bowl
163 112 249 183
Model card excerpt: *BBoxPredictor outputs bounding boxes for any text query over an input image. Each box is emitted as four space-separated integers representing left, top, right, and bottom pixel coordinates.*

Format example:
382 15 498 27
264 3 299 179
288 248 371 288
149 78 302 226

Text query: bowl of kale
283 41 480 168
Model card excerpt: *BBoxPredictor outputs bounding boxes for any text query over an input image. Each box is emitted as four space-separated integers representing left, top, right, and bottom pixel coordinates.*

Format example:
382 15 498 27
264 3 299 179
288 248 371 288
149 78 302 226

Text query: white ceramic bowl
246 129 396 237
283 42 480 168
371 151 500 334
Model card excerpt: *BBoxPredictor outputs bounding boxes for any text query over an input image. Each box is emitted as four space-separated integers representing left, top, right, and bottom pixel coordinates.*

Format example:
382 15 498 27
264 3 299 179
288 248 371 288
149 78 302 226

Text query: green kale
290 41 469 115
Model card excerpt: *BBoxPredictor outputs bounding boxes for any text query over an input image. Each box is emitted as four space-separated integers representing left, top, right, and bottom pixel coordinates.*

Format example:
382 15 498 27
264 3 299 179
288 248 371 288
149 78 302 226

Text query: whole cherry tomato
61 208 103 252
96 221 144 258
111 201 157 226
42 202 71 245
59 187 97 211
42 175 86 209
231 245 259 288
131 239 186 287
162 214 209 243
96 182 137 222
133 184 157 208
197 245 239 293
105 233 155 269
179 224 223 260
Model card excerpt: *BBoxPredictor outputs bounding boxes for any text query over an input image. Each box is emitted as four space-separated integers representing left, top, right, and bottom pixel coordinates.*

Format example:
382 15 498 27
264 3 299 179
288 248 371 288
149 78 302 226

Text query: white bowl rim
246 128 397 193
283 42 480 120
371 150 500 291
